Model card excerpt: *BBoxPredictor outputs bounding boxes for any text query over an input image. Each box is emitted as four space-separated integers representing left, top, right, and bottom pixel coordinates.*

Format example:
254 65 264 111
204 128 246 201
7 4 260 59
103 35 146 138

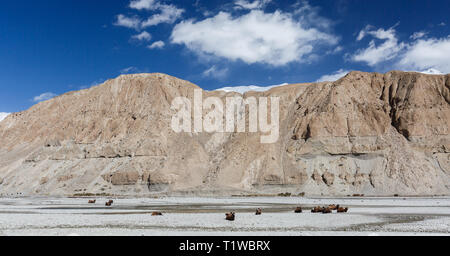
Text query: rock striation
0 71 449 196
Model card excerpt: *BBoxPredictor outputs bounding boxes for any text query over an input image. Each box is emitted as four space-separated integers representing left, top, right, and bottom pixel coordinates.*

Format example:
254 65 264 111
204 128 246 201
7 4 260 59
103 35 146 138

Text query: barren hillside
0 71 449 196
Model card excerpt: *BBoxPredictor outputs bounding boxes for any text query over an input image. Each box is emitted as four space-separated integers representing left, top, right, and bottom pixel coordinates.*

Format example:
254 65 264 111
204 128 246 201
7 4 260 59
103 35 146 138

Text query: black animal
337 205 349 213
311 206 324 213
322 207 332 214
225 212 235 221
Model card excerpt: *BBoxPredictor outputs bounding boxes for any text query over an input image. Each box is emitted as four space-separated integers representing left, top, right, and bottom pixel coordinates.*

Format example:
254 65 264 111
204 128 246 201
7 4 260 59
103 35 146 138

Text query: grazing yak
322 207 332 214
105 200 114 206
255 208 262 215
225 212 235 221
328 204 338 210
152 212 163 216
337 205 349 213
88 200 96 204
311 206 324 213
294 207 303 213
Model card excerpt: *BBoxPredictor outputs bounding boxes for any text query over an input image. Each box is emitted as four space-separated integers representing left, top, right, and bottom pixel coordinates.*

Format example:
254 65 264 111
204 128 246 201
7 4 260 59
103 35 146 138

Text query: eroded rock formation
0 71 449 196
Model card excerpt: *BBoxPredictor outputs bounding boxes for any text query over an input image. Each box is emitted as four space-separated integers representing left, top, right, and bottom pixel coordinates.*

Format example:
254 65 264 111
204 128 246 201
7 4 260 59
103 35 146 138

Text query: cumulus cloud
397 37 450 73
0 112 10 122
147 40 165 49
352 24 450 74
293 0 332 30
122 0 184 28
33 92 57 103
327 45 343 55
316 69 350 82
129 0 157 10
352 25 405 66
132 31 151 41
141 4 184 27
202 66 229 79
410 31 427 40
356 25 373 41
114 14 141 30
234 0 272 10
171 10 338 66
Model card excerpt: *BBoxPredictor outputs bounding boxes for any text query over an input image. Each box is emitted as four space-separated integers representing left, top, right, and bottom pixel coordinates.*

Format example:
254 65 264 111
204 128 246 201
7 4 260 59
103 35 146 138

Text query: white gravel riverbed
0 196 448 236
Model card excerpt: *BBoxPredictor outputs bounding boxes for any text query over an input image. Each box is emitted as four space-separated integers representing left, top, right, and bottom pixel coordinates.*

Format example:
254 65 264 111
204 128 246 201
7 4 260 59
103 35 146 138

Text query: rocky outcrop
0 71 449 196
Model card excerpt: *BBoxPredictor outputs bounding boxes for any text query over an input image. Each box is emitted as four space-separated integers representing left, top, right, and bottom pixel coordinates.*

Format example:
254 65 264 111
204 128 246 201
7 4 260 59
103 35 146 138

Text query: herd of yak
225 205 349 221
87 199 348 222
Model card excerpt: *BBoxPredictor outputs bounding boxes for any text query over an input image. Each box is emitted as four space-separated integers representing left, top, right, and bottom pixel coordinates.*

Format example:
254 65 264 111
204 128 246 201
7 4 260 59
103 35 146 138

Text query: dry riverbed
0 196 449 236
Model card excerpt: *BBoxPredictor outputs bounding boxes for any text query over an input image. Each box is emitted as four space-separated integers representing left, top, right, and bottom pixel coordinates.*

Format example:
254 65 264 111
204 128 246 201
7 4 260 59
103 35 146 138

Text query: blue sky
0 0 449 114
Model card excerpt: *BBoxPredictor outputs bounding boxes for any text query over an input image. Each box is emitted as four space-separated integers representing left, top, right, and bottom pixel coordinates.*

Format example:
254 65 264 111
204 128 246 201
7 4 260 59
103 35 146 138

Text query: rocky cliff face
0 71 449 196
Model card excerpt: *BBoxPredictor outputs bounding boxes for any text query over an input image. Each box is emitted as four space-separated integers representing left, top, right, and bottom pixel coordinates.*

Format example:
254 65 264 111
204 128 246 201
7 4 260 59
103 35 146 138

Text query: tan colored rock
0 71 449 196
353 173 369 186
322 172 335 186
102 170 141 185
312 170 322 184
39 177 49 185
57 174 74 183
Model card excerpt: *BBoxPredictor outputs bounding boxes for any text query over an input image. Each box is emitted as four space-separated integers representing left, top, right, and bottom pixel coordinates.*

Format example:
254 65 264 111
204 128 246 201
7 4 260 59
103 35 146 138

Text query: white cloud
352 25 406 66
316 69 350 82
132 31 151 41
0 112 10 122
171 10 338 66
216 83 288 94
331 46 343 54
234 0 272 10
397 37 450 73
141 4 184 27
120 66 139 74
129 0 157 10
114 14 141 30
352 24 450 74
356 25 373 41
410 31 427 40
293 0 332 30
116 1 184 29
202 66 229 79
147 41 165 49
33 92 57 103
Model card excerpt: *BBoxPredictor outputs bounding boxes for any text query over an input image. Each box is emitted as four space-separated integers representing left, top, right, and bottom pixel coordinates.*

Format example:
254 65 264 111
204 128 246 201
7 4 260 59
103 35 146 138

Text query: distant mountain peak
215 83 289 94
418 68 444 75
0 112 10 122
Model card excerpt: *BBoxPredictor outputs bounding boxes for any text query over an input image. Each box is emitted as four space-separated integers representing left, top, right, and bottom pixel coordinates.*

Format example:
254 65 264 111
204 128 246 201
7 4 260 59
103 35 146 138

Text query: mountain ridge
0 70 449 196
